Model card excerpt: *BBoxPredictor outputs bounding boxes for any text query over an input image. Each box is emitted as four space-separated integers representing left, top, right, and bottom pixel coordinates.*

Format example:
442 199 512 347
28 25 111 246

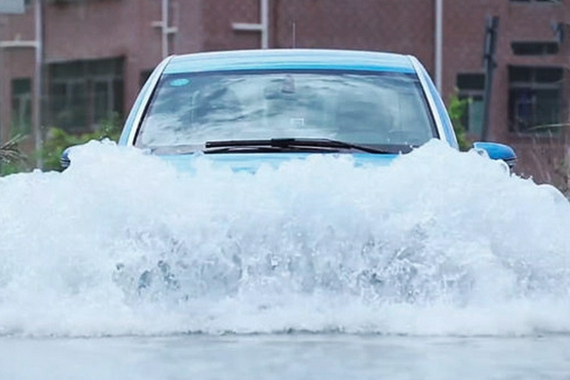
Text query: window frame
508 66 564 134
47 57 124 133
456 73 485 137
135 69 439 150
11 78 32 134
509 0 562 4
511 41 560 56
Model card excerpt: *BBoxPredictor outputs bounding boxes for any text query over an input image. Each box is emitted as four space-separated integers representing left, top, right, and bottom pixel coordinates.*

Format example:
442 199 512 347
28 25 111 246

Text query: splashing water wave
0 140 569 337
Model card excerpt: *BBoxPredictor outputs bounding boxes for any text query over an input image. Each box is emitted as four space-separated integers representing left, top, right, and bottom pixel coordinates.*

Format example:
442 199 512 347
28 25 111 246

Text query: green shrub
41 114 122 172
0 134 28 175
447 93 471 151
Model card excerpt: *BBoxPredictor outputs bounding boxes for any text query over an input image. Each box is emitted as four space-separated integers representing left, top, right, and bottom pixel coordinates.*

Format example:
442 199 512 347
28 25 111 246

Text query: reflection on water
1 335 570 380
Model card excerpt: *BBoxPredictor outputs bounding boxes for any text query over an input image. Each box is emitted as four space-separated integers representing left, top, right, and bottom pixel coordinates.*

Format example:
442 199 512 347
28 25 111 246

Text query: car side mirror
60 146 76 170
472 141 517 169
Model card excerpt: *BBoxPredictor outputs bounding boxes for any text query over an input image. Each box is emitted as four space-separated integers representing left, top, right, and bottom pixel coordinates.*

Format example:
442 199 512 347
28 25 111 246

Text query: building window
11 78 32 134
508 66 563 133
456 73 485 137
510 0 562 3
511 41 559 55
48 0 98 4
47 57 123 133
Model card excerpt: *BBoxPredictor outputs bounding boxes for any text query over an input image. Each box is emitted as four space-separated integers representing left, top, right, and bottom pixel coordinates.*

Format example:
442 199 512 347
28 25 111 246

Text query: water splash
0 140 569 337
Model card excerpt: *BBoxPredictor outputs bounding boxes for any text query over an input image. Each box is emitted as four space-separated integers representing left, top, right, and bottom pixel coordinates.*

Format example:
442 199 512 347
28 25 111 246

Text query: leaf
0 134 28 164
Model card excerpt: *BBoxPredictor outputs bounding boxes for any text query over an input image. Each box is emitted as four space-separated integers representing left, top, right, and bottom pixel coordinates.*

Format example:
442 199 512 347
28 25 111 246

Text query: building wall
0 0 204 143
453 1 570 187
0 3 35 148
273 0 435 70
39 0 202 125
0 0 569 188
202 0 261 50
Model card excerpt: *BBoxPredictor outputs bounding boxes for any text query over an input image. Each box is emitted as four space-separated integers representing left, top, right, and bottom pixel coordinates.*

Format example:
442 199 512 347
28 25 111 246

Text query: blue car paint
472 142 516 163
154 152 399 173
163 49 416 75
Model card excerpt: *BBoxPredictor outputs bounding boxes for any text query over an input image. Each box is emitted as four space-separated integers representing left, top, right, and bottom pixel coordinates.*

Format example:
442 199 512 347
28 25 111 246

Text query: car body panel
162 49 417 75
152 152 399 173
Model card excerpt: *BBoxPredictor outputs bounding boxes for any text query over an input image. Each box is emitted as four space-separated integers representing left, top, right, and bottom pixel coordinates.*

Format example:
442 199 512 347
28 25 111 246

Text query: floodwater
0 140 569 379
1 335 570 379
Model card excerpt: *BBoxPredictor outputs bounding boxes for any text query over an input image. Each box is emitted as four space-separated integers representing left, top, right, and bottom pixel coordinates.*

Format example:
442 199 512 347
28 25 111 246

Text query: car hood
155 152 400 173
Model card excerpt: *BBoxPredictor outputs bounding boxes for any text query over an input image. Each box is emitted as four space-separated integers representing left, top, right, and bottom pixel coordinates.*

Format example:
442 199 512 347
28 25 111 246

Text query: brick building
1 0 569 188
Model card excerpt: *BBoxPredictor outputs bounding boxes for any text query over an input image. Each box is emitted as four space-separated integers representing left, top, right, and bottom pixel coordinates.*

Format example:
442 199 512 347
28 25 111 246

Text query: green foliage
447 93 471 151
0 134 28 175
41 113 122 172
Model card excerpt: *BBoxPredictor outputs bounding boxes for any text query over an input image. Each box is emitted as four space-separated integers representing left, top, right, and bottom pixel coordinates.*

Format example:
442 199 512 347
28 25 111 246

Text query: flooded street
2 335 570 379
0 142 569 378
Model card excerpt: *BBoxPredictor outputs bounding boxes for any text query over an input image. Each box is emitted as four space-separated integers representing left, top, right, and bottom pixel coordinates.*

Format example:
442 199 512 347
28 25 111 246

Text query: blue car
63 49 515 170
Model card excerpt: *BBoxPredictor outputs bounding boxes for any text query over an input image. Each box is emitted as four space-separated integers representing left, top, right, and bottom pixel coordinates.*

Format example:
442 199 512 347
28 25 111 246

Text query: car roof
163 49 416 75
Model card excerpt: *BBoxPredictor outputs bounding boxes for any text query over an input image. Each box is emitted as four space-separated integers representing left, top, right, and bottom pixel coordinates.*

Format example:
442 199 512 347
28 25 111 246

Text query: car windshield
135 69 437 150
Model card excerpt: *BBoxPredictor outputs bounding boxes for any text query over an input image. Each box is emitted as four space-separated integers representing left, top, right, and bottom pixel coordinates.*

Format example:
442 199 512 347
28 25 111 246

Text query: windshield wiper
203 138 393 154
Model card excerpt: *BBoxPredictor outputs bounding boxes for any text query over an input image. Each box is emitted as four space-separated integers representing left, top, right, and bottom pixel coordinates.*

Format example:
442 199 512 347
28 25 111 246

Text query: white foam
0 139 569 337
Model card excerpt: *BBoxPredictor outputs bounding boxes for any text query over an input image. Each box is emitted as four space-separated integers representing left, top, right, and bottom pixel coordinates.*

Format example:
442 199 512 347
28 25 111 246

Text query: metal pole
291 22 296 48
161 0 168 58
33 0 42 167
481 16 499 142
434 0 443 92
261 0 269 49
